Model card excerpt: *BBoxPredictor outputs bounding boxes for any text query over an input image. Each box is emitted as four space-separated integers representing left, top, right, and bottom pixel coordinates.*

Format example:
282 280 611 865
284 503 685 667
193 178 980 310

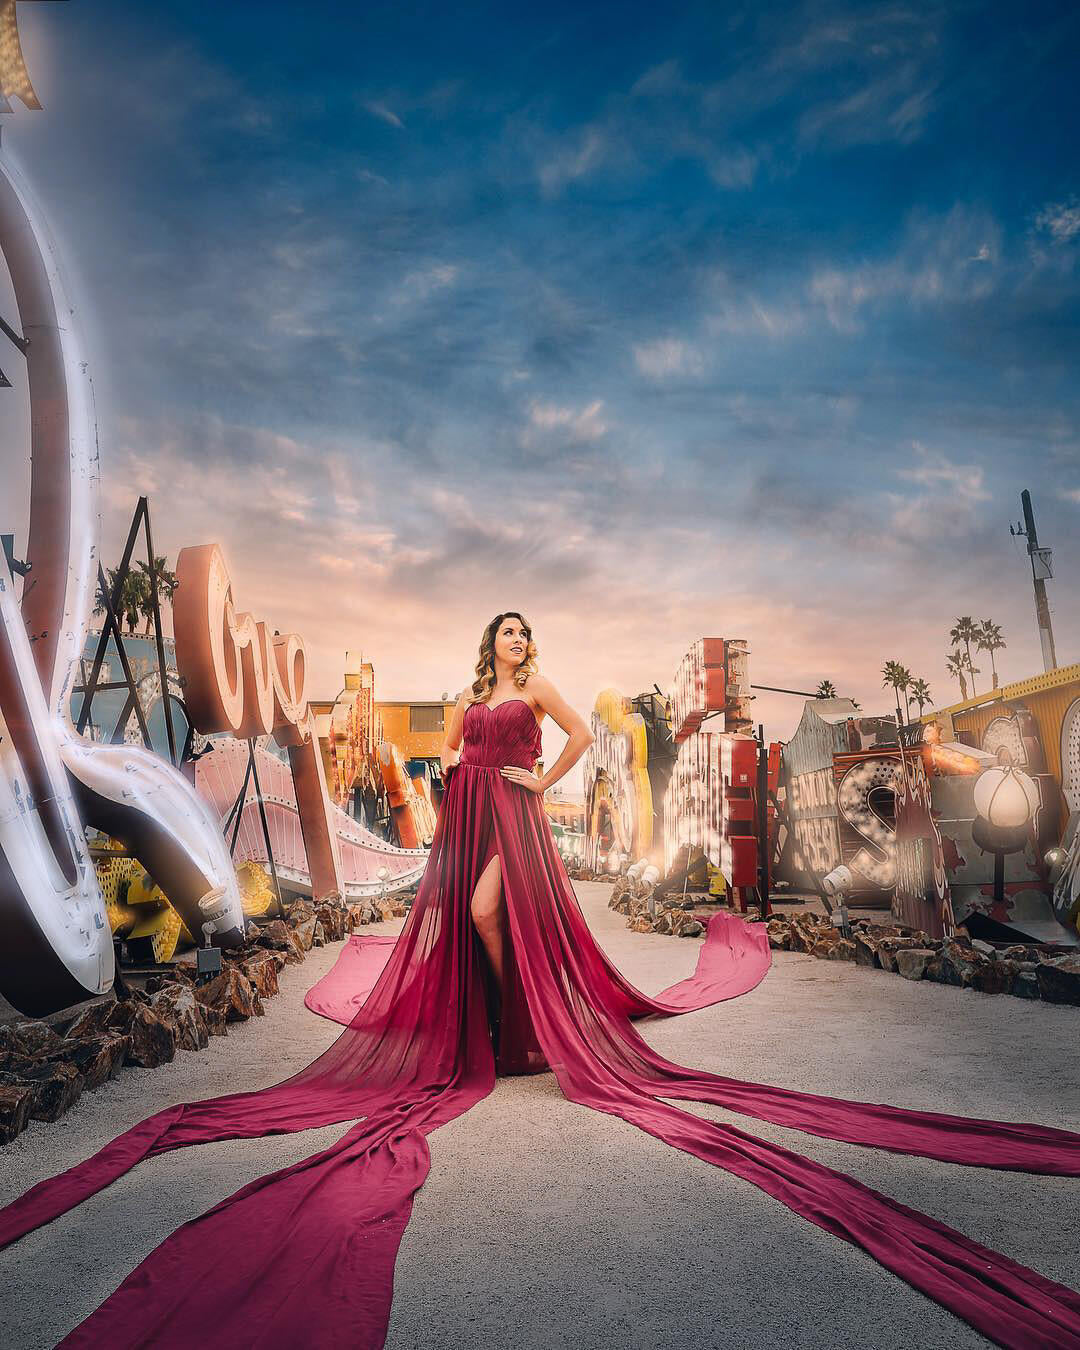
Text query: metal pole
756 723 770 920
1020 489 1057 673
91 561 154 750
76 501 145 733
248 738 287 919
226 751 254 855
140 496 178 766
749 683 821 697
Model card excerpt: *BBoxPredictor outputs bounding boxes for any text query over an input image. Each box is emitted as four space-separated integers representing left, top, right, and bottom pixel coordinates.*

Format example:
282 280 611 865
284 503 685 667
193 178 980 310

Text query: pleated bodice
459 698 542 770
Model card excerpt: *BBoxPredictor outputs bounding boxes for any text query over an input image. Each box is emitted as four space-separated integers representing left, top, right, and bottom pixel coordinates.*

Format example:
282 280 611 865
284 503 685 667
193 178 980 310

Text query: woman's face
493 617 528 670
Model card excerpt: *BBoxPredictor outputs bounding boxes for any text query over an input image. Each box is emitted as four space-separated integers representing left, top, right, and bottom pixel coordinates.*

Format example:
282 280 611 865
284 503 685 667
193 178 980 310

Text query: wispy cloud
633 338 704 377
524 399 609 442
1035 199 1080 243
537 126 609 195
392 263 460 305
365 100 404 129
896 442 992 502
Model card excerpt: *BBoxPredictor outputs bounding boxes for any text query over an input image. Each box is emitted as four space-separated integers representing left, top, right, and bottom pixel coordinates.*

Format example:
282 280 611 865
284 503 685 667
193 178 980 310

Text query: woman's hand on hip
500 766 545 794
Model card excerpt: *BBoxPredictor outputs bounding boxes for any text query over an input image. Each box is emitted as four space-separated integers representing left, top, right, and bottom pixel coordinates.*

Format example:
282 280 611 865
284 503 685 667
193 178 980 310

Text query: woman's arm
508 675 593 794
440 693 467 776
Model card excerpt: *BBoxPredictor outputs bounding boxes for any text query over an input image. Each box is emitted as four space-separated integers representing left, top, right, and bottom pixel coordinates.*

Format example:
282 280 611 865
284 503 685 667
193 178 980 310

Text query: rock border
0 890 415 1146
764 911 1080 1007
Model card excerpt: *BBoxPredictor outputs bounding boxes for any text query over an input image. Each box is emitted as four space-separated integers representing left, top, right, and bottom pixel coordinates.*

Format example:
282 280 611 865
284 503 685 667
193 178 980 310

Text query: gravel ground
1 882 1078 1350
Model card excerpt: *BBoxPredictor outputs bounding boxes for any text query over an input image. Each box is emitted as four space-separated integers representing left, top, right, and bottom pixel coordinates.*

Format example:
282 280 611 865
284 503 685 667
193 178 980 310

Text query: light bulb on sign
972 766 1039 831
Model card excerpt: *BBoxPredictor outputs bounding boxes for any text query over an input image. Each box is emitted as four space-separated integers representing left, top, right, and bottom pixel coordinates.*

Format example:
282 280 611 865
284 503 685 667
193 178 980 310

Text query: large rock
810 931 852 960
240 956 280 1000
853 933 882 968
788 918 825 954
877 938 926 974
0 1082 34 1142
316 905 347 943
286 900 316 925
44 1033 130 1088
895 948 934 981
293 917 319 951
194 967 260 1022
9 1020 63 1058
348 901 381 928
924 940 989 989
64 1001 118 1041
860 924 907 941
151 985 209 1052
970 961 1012 996
1001 944 1039 962
200 1002 228 1037
256 920 306 964
255 919 292 949
126 1004 178 1068
766 921 791 951
146 967 194 994
1036 954 1080 1006
1 1061 83 1122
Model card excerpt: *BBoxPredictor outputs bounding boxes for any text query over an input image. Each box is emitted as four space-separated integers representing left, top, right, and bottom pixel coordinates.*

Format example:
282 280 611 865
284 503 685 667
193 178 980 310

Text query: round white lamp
971 765 1039 905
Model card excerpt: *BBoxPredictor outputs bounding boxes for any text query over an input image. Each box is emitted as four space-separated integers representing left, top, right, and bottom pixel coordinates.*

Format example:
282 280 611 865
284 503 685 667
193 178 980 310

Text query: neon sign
0 156 245 1015
173 543 345 900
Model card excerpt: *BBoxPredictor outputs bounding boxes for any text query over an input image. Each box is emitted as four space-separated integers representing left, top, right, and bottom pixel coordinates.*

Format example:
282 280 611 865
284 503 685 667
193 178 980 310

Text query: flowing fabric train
0 697 1077 1349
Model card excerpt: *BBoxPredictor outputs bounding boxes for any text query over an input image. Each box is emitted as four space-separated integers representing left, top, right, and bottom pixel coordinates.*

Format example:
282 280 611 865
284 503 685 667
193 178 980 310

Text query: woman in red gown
1 612 1079 1350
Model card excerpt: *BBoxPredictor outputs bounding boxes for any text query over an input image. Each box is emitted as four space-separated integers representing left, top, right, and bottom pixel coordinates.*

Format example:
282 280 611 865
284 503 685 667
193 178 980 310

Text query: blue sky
5 1 1080 779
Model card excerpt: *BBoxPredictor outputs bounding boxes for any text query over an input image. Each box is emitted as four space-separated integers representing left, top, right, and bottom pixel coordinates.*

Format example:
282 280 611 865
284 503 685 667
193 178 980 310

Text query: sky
3 1 1080 787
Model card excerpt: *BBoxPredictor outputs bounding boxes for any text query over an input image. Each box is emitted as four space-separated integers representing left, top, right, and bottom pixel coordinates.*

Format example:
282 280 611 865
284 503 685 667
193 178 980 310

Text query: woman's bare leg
469 852 506 990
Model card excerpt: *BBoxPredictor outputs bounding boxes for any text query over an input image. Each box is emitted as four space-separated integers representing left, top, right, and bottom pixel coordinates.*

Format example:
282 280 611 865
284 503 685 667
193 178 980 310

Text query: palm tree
94 567 150 636
881 660 912 724
976 620 1006 690
816 679 836 698
945 650 969 701
135 556 179 636
949 617 980 695
909 677 933 717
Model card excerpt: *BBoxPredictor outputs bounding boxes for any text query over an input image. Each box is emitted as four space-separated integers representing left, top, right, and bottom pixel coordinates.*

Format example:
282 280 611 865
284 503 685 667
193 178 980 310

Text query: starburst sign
0 0 68 112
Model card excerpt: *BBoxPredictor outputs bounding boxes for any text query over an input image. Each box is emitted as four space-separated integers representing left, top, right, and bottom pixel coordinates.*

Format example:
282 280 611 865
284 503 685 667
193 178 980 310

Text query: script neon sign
173 544 344 899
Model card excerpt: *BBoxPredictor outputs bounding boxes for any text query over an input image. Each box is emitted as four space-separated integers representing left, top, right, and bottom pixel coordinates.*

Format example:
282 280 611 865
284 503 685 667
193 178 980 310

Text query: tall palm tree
909 677 933 717
135 556 179 636
949 617 980 695
945 650 969 701
881 660 912 724
976 620 1006 690
94 567 150 636
816 679 837 698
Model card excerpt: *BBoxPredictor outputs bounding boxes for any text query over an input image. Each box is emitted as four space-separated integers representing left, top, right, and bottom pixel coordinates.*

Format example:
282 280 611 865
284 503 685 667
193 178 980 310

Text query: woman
438 611 594 1059
1 614 1079 1350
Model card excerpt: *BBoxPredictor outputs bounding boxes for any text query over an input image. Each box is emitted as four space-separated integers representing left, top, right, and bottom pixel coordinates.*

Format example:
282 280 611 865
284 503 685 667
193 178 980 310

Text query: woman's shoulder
520 671 554 704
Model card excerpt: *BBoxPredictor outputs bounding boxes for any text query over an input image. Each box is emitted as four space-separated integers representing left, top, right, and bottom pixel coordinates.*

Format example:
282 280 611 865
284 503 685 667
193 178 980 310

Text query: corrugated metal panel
953 682 1080 783
922 662 1080 720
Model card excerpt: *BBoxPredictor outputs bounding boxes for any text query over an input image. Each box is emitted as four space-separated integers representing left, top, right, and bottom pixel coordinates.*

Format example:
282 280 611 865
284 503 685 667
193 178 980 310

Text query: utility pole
1010 489 1057 673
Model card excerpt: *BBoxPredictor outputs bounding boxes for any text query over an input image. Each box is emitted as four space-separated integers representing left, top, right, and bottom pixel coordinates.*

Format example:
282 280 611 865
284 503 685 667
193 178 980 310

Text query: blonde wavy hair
466 612 539 705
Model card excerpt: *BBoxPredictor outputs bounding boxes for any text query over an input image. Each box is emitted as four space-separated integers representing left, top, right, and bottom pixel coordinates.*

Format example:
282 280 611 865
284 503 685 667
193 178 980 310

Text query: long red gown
1 697 1079 1349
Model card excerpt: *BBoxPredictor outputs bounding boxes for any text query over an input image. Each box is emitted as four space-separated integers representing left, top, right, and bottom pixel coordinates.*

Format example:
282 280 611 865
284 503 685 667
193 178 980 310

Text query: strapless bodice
458 698 543 770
